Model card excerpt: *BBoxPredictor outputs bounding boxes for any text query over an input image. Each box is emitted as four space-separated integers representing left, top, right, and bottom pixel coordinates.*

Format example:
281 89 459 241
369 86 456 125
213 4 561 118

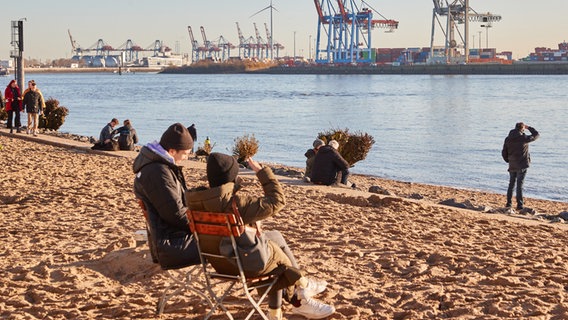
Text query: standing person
4 80 23 133
304 139 325 182
115 119 139 151
22 80 45 136
92 118 119 150
502 122 540 210
186 152 334 320
187 123 197 154
133 123 199 269
311 140 354 188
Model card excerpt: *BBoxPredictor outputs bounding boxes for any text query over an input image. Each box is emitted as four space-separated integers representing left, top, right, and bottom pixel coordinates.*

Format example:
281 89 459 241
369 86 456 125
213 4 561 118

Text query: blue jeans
507 169 527 208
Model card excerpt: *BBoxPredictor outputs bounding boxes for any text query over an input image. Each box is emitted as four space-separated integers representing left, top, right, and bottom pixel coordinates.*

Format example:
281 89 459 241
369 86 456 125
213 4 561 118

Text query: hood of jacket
133 141 176 174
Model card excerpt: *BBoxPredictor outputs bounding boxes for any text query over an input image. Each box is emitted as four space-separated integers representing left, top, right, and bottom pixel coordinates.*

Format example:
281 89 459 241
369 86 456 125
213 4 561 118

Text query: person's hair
124 119 130 126
515 122 525 130
111 118 119 124
328 140 339 150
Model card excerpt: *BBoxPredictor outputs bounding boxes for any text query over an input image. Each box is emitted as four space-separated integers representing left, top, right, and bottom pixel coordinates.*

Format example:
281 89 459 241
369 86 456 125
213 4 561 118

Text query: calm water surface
24 72 568 202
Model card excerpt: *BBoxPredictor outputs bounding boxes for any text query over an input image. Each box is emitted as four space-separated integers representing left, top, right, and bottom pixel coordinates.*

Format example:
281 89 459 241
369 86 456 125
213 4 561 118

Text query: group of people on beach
133 123 336 320
91 118 140 151
2 79 45 136
304 138 356 189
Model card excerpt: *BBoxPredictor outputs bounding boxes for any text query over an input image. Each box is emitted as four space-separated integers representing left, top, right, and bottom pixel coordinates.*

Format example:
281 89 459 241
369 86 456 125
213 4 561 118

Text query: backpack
118 128 133 150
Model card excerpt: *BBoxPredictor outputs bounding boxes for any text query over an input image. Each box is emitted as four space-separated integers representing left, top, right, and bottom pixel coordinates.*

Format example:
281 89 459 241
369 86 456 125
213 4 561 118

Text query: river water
20 72 568 202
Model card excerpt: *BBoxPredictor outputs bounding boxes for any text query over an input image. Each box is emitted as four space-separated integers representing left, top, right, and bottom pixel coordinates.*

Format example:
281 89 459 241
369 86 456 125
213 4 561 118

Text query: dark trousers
507 169 527 208
7 110 21 129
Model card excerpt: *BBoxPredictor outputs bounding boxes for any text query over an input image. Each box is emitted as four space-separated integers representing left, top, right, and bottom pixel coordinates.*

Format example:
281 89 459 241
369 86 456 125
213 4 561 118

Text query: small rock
368 185 390 195
408 193 424 200
559 211 568 221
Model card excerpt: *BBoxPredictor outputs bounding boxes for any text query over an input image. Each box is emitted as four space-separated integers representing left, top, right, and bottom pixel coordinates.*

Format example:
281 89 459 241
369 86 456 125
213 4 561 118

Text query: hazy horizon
1 0 567 61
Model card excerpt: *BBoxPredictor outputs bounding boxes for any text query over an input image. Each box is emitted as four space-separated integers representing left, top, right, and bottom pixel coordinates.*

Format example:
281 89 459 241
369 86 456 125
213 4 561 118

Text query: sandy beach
1 129 568 319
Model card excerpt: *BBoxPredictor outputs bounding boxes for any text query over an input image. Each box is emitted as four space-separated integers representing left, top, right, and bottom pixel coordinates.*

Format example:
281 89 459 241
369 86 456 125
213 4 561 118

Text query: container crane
67 29 84 56
236 22 250 58
253 23 268 59
265 22 283 58
187 26 201 63
430 0 501 64
313 0 399 64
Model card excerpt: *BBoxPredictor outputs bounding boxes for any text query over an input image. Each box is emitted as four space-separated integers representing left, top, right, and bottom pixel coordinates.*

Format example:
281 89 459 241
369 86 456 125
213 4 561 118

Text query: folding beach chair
138 200 212 315
187 201 279 320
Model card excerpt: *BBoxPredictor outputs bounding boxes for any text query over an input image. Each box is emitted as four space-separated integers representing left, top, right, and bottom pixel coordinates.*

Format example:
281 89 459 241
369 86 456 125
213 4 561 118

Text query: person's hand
246 157 262 173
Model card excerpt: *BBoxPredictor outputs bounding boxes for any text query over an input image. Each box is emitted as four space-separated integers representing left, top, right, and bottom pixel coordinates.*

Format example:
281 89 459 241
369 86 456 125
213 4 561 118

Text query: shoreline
3 127 567 219
3 128 568 318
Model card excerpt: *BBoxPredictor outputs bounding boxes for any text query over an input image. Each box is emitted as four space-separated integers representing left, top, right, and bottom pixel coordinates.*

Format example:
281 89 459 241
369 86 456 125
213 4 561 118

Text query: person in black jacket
303 139 325 182
115 119 139 151
187 123 197 154
133 123 198 269
311 140 354 188
502 122 540 210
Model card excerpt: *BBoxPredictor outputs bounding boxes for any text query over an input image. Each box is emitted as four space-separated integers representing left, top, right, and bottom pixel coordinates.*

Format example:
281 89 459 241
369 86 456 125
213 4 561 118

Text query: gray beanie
159 123 194 151
313 139 325 148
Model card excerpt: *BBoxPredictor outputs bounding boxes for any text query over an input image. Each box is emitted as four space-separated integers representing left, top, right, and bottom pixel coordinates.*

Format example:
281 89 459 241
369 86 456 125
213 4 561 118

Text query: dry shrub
39 98 69 131
318 128 375 166
232 134 259 163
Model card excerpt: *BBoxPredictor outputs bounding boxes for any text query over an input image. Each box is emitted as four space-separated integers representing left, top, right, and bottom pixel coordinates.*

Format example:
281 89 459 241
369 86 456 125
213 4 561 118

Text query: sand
1 131 568 320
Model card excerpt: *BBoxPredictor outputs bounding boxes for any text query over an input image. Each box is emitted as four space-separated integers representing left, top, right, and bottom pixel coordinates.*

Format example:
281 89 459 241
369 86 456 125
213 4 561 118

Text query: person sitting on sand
186 152 335 320
114 119 139 151
133 123 199 268
311 140 355 188
92 118 119 150
304 139 325 183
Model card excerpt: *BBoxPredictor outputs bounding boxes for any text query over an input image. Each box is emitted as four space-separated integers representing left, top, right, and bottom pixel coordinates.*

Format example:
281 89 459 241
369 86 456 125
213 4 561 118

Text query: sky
1 0 567 62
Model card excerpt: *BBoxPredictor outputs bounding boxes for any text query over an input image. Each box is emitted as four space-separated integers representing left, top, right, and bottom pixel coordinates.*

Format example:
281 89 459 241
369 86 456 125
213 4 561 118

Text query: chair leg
156 267 213 315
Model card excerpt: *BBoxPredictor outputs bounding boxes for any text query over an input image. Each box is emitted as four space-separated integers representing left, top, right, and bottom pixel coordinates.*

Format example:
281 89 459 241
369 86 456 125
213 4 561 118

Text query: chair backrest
137 199 159 264
188 209 245 238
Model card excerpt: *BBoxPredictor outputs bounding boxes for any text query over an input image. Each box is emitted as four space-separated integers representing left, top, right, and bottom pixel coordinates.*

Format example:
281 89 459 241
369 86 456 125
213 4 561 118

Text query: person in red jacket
4 80 23 133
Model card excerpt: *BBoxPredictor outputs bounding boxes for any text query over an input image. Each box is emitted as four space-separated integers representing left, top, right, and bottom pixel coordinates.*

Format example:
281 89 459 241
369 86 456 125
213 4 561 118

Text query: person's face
170 149 191 164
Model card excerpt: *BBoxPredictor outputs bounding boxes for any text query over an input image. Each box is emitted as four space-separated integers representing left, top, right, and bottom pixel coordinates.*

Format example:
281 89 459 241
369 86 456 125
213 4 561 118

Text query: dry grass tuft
318 128 375 166
232 134 259 163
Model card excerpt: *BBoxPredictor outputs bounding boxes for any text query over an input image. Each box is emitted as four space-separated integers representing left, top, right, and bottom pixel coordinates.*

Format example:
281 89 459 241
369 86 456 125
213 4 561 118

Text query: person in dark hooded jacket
311 140 352 187
502 122 540 210
133 123 198 269
304 139 325 182
115 119 139 151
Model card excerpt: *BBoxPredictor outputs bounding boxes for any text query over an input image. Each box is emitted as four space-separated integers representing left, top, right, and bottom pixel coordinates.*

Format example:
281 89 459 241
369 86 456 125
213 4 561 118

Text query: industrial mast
430 0 501 64
313 0 398 64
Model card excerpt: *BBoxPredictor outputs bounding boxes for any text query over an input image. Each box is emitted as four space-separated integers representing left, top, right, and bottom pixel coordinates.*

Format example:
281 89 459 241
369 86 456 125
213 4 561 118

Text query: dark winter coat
311 145 349 185
115 124 139 151
502 126 540 172
304 148 317 178
23 89 43 114
133 142 199 269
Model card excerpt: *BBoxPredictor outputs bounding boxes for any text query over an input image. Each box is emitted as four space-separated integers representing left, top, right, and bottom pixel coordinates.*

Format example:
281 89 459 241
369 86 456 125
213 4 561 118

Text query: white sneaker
291 298 335 319
299 278 328 298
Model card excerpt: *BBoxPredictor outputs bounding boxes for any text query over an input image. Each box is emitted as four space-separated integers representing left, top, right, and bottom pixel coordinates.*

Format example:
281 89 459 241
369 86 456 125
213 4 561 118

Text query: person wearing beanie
311 140 354 188
502 122 540 210
132 123 199 269
304 138 325 182
186 153 335 320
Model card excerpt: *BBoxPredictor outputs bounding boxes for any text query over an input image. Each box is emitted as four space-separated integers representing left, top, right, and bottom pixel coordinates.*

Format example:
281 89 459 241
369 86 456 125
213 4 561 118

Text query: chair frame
138 199 212 315
187 206 278 320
